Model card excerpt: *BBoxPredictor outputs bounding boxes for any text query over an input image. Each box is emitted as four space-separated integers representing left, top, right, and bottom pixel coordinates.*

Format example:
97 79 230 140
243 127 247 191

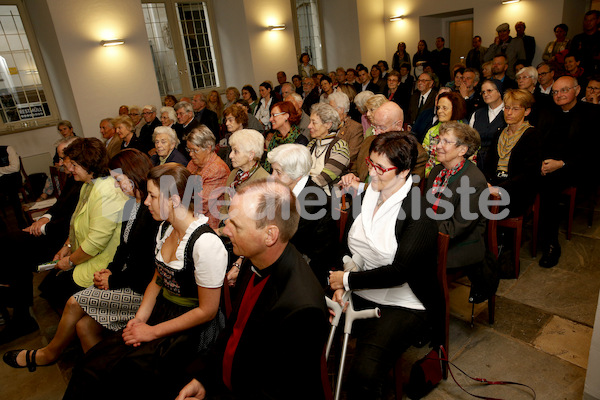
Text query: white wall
212 0 256 89
321 1 362 72
43 0 160 139
242 0 298 85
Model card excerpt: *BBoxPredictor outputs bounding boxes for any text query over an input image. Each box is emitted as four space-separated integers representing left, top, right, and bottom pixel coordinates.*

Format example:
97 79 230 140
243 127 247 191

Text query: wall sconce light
389 15 405 22
100 39 125 47
501 0 520 4
267 25 286 31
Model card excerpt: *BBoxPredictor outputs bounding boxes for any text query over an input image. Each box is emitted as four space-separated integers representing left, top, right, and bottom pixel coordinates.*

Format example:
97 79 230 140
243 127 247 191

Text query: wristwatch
68 257 75 268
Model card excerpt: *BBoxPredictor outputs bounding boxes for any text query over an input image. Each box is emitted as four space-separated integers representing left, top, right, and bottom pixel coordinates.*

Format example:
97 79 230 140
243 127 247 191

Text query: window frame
0 0 60 135
291 0 327 73
142 0 225 98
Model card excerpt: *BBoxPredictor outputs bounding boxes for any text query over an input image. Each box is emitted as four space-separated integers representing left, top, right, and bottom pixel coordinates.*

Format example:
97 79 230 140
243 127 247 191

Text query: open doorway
419 9 473 69
449 19 473 67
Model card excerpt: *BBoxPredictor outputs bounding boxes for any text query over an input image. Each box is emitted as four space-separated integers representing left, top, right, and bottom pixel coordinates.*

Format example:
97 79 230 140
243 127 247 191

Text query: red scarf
431 159 466 212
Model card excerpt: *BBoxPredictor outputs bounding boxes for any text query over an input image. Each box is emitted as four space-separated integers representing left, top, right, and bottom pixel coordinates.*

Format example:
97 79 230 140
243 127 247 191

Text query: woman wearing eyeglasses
422 91 468 177
426 122 496 301
483 89 541 217
329 132 441 400
185 126 230 230
469 79 506 169
263 101 309 172
582 75 600 104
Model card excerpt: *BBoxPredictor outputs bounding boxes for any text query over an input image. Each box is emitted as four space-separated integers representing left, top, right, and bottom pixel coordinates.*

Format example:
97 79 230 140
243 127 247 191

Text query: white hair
229 129 265 161
354 90 374 113
328 91 350 114
516 66 538 82
152 126 179 146
160 106 177 123
267 144 312 180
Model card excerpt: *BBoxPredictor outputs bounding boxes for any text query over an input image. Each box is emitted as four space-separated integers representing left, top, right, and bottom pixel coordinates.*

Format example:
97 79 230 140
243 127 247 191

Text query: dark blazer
426 161 487 270
194 108 219 138
291 180 340 287
121 133 145 152
302 87 320 115
538 101 598 188
150 148 188 167
189 243 329 400
483 126 541 216
177 119 201 158
107 202 159 294
354 80 381 94
138 117 161 154
45 176 83 238
406 89 438 125
344 188 444 346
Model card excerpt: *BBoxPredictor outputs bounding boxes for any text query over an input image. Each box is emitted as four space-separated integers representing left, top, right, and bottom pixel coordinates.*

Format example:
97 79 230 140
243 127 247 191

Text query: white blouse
155 216 227 289
347 176 425 310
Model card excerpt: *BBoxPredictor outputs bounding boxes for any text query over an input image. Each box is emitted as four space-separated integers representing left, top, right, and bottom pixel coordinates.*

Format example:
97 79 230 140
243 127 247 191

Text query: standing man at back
484 23 526 79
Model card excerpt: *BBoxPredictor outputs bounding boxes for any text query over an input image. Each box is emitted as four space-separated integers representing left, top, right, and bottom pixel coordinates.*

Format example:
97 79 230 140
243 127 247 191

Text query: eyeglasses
538 71 551 76
551 86 579 96
365 157 398 175
436 105 451 112
438 138 459 146
142 111 153 115
372 120 401 133
417 79 432 83
271 112 287 118
481 89 497 95
186 147 203 154
587 86 600 92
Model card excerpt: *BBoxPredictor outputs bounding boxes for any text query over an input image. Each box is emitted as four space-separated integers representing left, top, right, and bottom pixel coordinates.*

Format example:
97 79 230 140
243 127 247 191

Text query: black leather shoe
539 244 561 268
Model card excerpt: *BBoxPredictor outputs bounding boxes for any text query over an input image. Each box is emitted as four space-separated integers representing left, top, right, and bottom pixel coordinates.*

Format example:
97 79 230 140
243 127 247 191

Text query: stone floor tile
533 315 593 369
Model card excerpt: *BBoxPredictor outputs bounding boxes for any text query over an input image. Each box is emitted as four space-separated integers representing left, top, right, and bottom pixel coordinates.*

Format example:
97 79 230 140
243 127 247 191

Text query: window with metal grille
142 1 221 98
294 0 324 71
0 3 58 133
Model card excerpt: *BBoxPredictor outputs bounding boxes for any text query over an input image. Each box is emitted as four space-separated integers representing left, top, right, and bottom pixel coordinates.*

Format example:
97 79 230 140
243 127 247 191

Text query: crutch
325 290 380 400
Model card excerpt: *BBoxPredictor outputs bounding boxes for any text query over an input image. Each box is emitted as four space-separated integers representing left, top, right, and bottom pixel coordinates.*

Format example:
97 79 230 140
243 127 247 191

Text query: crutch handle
326 296 344 327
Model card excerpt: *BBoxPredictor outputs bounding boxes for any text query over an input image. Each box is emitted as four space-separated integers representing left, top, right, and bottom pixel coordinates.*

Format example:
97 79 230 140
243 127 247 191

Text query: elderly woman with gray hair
149 126 188 166
220 129 270 223
268 143 339 286
329 91 364 169
307 103 350 195
354 90 375 132
186 126 230 230
425 121 496 302
160 106 178 128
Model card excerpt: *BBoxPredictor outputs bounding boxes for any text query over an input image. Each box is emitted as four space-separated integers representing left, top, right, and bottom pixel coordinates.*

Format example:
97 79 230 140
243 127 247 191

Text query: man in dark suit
302 77 320 115
354 65 381 94
406 72 438 126
176 181 329 400
174 101 200 158
0 138 82 344
273 71 287 96
537 76 597 268
139 105 161 155
430 37 451 85
192 93 219 138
